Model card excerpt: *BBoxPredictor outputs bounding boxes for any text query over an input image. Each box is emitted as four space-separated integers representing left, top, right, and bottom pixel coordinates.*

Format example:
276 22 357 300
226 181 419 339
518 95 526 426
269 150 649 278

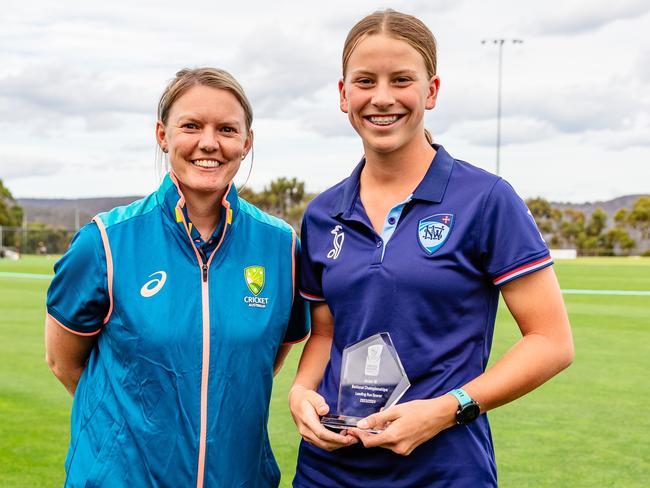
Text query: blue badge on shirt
417 214 454 254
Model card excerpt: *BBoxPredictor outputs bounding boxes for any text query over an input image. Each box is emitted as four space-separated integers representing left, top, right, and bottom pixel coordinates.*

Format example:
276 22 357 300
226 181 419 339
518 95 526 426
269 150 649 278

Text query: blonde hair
342 9 437 143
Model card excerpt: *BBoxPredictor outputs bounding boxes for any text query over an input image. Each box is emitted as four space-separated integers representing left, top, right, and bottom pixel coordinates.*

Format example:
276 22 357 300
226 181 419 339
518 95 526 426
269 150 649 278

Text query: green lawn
1 257 649 487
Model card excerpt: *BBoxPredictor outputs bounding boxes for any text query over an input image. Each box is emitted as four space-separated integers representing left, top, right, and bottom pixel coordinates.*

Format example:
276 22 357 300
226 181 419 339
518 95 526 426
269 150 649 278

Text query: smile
365 114 404 126
192 159 221 168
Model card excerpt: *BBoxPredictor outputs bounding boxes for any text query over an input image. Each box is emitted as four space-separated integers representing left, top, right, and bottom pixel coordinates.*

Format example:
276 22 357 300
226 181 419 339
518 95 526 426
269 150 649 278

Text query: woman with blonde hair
289 10 573 487
46 67 309 487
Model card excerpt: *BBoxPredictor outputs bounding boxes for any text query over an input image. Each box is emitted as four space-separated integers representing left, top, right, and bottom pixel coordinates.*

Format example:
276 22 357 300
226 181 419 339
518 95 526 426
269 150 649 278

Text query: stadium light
481 38 524 176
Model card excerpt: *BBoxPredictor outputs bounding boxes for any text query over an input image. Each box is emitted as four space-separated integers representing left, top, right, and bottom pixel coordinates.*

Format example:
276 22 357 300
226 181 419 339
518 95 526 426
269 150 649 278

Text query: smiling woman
288 10 573 488
43 67 310 487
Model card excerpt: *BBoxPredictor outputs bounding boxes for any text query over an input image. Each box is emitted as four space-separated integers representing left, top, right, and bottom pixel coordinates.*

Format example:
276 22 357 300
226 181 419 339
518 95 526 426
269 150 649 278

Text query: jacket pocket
84 419 124 488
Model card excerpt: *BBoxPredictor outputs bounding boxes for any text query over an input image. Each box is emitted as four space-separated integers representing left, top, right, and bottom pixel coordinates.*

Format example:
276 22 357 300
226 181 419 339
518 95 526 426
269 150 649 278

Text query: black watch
448 388 480 425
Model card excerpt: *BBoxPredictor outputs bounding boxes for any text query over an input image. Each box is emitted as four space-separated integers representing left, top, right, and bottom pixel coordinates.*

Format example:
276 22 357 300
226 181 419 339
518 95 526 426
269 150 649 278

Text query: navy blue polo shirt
295 145 552 487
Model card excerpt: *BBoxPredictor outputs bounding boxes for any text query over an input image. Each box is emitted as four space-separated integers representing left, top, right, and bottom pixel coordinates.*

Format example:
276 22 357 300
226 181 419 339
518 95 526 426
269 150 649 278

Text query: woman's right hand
288 385 358 451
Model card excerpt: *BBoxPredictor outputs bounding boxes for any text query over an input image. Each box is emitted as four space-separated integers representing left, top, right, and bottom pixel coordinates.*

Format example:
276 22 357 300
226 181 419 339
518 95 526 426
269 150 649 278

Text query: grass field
1 256 649 487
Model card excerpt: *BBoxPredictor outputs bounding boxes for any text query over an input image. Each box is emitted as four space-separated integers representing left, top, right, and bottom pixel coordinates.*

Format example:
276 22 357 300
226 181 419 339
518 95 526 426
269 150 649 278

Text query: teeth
369 115 399 125
192 160 220 168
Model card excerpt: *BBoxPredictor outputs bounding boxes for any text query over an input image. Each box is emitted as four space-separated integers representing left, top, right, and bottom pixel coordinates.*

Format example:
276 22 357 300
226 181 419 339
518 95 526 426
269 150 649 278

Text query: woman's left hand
349 395 458 456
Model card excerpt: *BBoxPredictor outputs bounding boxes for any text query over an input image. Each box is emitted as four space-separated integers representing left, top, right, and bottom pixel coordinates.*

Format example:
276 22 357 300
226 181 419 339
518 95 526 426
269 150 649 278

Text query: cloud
448 116 557 146
0 65 154 116
235 25 340 119
0 153 66 179
584 113 650 149
525 0 650 36
0 64 159 135
635 49 650 82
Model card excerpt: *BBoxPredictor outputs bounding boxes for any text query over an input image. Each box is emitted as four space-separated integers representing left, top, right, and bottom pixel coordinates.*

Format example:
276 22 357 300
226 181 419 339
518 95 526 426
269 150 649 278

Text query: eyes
179 122 239 134
352 75 414 87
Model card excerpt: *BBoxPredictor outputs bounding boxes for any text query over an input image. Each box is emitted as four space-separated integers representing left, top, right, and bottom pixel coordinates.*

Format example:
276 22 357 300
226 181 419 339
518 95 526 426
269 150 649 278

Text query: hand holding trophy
321 332 410 433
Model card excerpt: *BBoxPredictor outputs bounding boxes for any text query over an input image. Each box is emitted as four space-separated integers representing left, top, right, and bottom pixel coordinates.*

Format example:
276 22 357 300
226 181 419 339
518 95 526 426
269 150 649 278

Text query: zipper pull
202 264 208 282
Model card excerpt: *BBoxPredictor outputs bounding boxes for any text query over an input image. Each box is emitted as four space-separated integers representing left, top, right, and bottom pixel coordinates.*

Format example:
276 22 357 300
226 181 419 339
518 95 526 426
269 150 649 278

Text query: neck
181 185 227 241
361 138 436 199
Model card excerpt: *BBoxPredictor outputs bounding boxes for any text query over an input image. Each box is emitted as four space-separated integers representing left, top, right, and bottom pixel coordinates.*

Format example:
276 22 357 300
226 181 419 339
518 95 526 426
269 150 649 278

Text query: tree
0 179 24 250
605 227 636 255
560 209 585 247
586 208 607 237
628 196 650 241
0 179 23 227
526 197 555 234
240 177 314 232
22 222 73 254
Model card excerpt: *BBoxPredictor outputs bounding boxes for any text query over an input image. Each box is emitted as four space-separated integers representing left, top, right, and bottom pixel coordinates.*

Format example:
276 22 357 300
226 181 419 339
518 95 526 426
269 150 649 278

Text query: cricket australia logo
327 225 345 259
418 214 454 255
244 265 269 308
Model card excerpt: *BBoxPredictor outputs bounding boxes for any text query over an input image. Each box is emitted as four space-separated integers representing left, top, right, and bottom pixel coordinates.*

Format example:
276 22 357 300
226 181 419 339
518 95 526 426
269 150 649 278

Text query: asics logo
140 271 167 298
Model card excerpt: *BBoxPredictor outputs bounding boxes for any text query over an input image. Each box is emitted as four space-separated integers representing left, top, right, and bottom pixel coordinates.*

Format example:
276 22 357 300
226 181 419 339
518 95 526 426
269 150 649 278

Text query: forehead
347 33 427 74
168 84 245 123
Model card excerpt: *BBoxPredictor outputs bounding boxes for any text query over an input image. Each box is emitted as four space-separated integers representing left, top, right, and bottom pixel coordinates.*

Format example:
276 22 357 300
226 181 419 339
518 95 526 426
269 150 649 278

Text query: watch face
458 403 480 424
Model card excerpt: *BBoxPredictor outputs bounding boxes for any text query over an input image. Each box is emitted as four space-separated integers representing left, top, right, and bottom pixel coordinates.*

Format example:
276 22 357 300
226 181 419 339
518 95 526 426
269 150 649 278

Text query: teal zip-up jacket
47 173 310 487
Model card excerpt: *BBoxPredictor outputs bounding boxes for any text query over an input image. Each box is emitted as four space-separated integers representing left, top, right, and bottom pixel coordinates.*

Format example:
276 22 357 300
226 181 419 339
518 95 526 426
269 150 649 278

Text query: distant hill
16 193 650 230
553 194 647 219
17 197 143 229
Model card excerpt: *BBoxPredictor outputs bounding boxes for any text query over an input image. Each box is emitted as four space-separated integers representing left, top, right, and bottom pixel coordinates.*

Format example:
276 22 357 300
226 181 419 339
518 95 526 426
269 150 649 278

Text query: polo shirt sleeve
46 221 109 335
480 178 553 287
298 210 326 302
282 236 311 344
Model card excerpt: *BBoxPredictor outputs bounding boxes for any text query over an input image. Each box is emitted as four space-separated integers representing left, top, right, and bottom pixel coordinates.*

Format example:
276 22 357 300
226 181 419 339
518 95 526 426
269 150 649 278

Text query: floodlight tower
481 38 523 176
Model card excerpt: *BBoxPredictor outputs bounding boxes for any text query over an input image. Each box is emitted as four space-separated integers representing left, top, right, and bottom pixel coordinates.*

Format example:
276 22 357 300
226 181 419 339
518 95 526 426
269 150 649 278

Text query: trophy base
320 414 383 434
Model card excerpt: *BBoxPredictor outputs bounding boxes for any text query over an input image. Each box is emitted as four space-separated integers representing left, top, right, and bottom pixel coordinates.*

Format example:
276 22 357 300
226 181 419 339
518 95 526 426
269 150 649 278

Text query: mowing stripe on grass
561 289 650 296
2 272 649 296
0 272 53 280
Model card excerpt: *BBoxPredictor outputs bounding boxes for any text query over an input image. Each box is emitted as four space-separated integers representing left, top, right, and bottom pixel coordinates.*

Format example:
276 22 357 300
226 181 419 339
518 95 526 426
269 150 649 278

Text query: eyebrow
349 68 419 76
175 114 243 126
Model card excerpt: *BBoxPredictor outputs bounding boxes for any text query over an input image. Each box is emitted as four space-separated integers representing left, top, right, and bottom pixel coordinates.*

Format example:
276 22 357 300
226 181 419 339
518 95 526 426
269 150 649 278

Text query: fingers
357 408 400 430
304 390 329 417
349 427 391 449
289 387 357 451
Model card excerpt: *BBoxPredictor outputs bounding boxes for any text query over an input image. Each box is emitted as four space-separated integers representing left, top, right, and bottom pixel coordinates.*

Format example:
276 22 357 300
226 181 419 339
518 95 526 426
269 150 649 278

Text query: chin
365 137 405 155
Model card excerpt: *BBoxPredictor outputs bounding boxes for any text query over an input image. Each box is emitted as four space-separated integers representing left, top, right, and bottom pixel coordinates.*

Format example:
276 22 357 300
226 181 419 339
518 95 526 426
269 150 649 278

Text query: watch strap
448 388 473 408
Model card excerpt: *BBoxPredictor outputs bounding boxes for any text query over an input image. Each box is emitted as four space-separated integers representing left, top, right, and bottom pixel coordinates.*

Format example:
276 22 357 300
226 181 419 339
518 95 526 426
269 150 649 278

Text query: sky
1 0 649 203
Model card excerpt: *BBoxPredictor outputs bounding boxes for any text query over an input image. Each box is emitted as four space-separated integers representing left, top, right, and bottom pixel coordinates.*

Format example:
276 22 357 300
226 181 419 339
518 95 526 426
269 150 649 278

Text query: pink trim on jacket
92 216 114 325
47 312 102 337
291 228 296 304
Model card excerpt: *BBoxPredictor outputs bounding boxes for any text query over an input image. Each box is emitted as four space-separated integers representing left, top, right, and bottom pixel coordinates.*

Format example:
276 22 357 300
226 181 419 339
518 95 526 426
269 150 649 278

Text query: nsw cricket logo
244 266 265 296
327 225 345 260
418 214 454 254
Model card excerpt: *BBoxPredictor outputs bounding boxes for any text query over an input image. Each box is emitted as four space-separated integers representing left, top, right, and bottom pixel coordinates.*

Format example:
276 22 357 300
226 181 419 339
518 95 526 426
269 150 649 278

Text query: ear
243 129 254 156
338 79 349 113
425 75 441 110
155 120 167 151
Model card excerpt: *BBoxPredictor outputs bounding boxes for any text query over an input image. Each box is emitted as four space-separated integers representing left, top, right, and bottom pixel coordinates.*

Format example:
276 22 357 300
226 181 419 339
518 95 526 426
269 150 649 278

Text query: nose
198 127 218 152
371 81 394 109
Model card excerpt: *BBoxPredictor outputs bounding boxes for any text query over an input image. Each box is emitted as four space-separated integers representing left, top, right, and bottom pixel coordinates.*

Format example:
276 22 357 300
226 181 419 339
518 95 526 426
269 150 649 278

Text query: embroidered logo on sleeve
327 225 345 259
527 208 547 244
418 214 454 254
140 271 167 298
244 265 269 308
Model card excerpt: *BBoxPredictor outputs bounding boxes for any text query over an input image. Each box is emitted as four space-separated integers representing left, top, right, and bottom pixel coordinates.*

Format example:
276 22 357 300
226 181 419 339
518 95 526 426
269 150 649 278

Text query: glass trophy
321 332 410 433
